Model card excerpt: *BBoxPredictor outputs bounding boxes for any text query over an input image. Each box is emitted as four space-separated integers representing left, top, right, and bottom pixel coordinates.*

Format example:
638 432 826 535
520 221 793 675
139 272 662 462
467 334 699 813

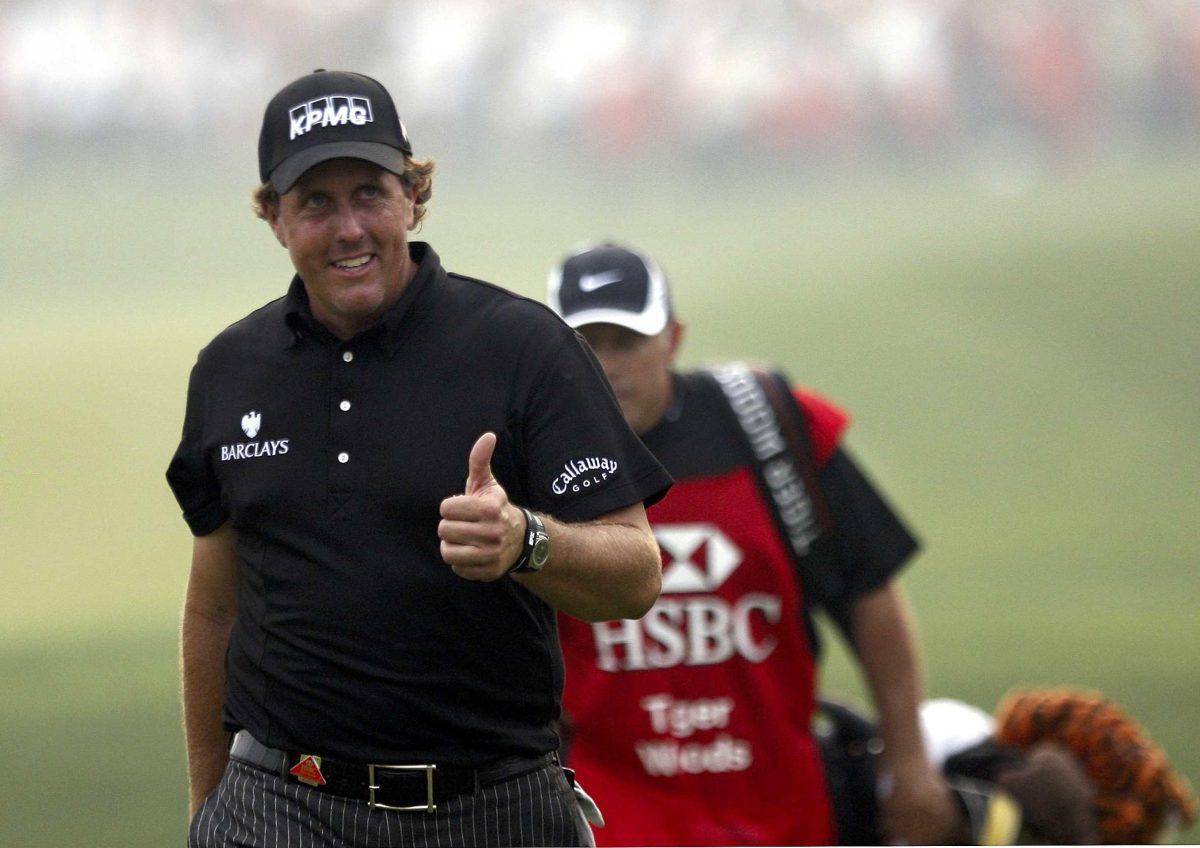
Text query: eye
302 193 327 209
358 184 382 200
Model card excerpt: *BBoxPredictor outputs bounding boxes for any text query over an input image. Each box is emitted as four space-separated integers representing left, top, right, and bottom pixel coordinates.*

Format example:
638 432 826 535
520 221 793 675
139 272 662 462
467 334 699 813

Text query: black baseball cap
258 69 413 193
548 243 672 336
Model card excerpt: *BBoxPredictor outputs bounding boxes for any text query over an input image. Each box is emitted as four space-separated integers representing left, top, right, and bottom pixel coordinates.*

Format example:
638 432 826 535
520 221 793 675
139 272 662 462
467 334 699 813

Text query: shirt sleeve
518 331 673 523
818 446 919 605
165 356 228 536
792 387 850 467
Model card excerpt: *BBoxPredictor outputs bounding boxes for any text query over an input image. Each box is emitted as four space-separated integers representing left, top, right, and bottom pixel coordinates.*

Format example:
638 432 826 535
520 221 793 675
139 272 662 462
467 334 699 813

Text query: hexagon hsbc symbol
656 524 743 594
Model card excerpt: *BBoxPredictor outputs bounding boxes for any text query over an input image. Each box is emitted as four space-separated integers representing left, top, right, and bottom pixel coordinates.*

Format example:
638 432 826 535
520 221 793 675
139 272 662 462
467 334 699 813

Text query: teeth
335 255 371 269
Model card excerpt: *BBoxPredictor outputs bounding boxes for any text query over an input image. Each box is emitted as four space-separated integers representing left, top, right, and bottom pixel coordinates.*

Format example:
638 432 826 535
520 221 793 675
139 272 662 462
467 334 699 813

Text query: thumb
465 431 498 495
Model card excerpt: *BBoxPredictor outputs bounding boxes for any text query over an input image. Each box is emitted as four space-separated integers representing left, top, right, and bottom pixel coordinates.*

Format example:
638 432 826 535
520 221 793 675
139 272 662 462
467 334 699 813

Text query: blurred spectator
2 0 1198 169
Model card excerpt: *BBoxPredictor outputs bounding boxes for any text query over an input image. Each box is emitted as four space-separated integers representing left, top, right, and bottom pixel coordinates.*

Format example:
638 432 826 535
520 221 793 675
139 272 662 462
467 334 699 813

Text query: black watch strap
509 507 549 574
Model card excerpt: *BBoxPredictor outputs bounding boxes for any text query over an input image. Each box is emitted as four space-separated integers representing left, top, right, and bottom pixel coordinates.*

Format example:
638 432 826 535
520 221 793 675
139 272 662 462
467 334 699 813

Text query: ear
404 184 418 231
263 200 288 249
666 319 685 361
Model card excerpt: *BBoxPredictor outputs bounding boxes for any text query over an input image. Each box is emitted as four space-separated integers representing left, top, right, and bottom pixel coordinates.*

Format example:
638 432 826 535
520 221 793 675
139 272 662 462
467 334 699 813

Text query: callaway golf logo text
552 455 618 494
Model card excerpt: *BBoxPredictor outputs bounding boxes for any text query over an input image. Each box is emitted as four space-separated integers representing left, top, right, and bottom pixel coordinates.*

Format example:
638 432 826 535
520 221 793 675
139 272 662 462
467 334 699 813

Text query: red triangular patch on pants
289 755 327 787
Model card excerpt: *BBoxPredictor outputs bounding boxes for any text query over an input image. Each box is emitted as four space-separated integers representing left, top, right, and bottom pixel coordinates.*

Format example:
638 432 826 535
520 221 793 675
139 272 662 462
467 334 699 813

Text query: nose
331 205 366 243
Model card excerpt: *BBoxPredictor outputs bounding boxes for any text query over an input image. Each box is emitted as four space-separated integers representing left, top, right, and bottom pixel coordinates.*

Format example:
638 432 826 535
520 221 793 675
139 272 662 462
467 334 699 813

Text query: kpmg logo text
289 95 374 140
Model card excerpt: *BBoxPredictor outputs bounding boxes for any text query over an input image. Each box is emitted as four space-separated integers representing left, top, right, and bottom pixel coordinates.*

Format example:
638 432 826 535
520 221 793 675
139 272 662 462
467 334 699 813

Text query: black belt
229 730 556 813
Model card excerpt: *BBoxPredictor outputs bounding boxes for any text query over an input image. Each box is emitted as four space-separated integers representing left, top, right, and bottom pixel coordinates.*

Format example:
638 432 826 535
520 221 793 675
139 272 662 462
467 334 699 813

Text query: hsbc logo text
593 594 781 671
289 95 373 139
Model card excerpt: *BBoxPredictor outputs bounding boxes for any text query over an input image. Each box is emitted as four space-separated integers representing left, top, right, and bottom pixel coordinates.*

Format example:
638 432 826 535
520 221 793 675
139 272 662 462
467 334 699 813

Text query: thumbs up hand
464 431 501 497
439 432 526 580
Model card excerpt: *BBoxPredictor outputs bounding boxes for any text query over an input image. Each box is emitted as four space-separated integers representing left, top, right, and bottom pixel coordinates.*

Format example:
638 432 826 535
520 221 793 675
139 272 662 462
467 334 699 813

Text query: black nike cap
548 243 672 336
258 69 413 194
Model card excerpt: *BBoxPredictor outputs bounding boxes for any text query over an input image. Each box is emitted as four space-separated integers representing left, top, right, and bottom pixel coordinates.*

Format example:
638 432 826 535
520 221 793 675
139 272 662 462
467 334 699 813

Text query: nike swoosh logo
578 271 624 292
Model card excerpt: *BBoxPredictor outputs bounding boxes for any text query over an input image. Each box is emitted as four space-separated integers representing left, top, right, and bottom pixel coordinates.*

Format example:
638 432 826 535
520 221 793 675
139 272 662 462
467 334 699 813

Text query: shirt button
337 452 349 464
339 400 351 412
342 351 354 363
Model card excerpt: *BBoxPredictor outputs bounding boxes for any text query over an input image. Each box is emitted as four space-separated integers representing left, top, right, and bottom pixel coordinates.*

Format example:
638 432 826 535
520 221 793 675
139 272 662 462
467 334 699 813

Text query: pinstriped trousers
188 758 590 848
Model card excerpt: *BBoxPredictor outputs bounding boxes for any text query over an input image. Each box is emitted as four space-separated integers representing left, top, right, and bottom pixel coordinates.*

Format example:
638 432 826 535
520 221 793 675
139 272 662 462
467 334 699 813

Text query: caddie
548 242 956 845
167 71 671 848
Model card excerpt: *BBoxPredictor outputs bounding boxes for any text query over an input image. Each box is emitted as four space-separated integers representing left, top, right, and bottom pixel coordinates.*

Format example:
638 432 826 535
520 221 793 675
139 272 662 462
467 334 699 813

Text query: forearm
852 581 958 842
513 512 661 622
181 604 234 816
180 523 240 818
850 581 929 774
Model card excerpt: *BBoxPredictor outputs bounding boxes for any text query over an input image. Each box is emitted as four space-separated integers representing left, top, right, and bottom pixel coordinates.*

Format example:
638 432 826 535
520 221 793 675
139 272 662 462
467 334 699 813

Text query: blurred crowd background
3 0 1200 173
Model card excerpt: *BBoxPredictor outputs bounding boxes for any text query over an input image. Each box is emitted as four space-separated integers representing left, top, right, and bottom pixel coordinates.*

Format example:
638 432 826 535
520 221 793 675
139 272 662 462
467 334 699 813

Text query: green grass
2 154 1197 845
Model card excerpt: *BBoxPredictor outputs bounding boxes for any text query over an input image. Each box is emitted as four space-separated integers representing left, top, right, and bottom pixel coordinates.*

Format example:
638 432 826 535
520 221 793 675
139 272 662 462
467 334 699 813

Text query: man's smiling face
266 157 416 339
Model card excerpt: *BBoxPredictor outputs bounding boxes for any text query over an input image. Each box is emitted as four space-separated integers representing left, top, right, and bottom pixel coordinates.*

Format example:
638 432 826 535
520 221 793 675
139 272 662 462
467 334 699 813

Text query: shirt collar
282 242 443 355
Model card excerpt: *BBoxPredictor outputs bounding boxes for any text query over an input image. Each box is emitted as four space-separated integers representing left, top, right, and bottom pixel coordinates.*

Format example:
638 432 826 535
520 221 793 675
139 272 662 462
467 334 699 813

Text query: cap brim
561 304 669 336
270 141 408 193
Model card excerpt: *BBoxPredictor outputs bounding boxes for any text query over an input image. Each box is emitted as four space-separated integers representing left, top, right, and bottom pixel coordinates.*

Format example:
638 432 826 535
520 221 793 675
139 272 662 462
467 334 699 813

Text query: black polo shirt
167 243 671 765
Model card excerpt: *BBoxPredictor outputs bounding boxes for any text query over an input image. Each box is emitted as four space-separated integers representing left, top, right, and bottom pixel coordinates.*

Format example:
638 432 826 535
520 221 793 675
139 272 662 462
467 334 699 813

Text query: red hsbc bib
561 465 836 845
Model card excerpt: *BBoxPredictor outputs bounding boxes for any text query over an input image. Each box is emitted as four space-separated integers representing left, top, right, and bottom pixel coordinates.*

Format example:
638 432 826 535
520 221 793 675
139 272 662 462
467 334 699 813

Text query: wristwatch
509 507 551 574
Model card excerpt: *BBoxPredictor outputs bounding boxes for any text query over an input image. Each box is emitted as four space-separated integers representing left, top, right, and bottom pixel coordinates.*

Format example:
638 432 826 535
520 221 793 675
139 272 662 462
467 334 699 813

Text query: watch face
530 537 551 570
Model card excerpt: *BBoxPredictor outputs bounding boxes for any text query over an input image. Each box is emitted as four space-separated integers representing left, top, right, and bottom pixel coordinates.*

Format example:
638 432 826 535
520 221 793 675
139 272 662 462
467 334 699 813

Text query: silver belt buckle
367 763 438 813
